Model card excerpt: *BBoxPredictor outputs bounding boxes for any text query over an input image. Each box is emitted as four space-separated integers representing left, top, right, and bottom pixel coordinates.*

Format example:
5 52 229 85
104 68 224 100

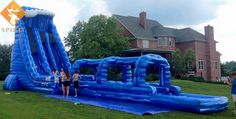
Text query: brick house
113 12 221 81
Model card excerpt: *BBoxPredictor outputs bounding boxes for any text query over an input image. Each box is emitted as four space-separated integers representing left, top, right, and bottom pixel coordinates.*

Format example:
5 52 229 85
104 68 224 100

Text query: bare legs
62 85 69 98
66 86 70 97
234 102 236 111
61 84 65 97
74 88 78 97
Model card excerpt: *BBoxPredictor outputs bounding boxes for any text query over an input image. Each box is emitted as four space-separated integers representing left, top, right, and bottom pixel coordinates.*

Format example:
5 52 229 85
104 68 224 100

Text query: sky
0 0 235 62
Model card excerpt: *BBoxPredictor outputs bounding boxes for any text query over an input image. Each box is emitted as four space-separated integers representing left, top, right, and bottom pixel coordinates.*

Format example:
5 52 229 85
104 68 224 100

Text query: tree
64 15 130 60
184 48 195 71
172 49 184 77
0 44 12 80
221 63 230 76
221 61 236 76
64 21 86 61
172 48 195 78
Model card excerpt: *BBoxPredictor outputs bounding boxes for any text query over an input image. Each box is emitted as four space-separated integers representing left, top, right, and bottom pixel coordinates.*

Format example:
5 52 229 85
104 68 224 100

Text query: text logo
1 0 26 26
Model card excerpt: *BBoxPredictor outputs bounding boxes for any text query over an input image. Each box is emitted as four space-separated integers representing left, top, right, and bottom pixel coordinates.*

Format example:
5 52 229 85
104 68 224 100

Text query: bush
79 68 94 74
175 75 182 79
0 72 9 81
108 67 122 81
108 73 122 81
182 76 205 82
146 74 159 81
180 76 226 85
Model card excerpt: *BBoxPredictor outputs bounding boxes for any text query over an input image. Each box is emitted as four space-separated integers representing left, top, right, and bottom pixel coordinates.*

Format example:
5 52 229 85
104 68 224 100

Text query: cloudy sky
0 0 235 62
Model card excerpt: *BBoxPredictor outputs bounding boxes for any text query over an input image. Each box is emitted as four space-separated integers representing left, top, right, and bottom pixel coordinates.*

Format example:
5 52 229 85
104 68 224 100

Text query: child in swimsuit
73 71 80 97
52 69 59 88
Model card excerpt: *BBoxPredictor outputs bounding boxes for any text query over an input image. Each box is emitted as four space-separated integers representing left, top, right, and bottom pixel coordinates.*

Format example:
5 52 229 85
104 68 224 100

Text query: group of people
52 68 80 97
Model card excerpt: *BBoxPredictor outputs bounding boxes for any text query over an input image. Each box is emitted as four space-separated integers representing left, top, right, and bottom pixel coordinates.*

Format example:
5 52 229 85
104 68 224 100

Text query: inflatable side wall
72 54 228 113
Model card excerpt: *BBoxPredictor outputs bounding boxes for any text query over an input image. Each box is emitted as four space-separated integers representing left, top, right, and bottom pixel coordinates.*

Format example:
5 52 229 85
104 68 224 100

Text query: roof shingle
113 14 206 43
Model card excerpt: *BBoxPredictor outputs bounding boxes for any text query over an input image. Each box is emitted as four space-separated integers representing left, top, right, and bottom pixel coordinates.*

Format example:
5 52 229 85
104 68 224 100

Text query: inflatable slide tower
3 7 71 92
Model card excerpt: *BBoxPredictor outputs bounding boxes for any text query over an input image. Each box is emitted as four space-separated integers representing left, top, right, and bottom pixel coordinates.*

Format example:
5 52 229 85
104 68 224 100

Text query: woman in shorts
64 73 71 97
60 68 66 97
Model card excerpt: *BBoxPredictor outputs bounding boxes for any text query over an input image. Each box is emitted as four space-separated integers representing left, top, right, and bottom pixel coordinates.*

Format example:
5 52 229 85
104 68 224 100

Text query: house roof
175 28 206 42
113 14 206 43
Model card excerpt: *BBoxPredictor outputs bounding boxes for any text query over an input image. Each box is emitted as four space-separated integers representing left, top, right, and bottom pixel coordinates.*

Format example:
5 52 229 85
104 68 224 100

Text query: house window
158 37 172 46
169 40 172 46
198 60 204 70
143 40 149 48
215 62 218 69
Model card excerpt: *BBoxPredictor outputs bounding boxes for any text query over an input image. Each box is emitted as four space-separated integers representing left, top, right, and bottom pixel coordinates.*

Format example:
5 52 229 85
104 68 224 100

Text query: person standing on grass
60 68 66 97
64 72 71 97
52 69 59 88
73 71 80 97
227 71 236 114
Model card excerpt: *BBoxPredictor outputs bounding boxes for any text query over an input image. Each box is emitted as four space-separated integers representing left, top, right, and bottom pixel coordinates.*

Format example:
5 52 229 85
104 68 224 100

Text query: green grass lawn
0 80 235 119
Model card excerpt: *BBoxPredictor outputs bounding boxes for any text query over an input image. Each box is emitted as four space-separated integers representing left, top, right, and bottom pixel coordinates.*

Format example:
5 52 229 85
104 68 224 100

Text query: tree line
221 61 236 76
0 44 12 80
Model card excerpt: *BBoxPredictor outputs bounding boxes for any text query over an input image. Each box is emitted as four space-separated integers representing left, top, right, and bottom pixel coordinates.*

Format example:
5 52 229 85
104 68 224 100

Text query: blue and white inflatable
72 55 228 113
3 7 228 113
3 7 71 92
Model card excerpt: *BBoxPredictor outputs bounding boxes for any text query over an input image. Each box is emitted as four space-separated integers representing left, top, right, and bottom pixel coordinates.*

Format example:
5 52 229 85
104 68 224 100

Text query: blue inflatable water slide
3 7 228 113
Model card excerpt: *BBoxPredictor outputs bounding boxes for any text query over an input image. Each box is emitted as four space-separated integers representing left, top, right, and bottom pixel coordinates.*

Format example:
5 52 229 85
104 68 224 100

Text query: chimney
139 12 146 29
204 25 216 81
204 25 216 52
204 25 214 43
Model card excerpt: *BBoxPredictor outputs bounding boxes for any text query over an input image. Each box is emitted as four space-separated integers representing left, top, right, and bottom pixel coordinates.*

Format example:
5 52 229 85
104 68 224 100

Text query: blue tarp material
45 95 173 115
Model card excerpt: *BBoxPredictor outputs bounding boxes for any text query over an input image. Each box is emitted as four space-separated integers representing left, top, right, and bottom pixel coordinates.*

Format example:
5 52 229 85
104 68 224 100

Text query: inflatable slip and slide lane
3 7 228 114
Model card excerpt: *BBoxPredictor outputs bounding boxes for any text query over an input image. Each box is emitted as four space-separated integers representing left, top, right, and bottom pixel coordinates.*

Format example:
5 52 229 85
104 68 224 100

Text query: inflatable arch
72 59 101 81
133 54 171 87
73 59 101 72
96 56 138 84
